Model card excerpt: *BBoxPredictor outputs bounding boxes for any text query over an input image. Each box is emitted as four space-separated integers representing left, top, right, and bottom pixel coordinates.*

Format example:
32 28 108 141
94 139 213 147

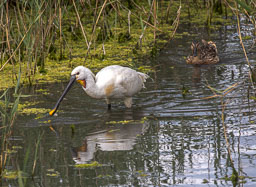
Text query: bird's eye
76 72 80 75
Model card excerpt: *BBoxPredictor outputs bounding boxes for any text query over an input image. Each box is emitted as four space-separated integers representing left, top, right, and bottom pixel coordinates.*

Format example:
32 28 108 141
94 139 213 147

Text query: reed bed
0 0 254 89
0 74 20 179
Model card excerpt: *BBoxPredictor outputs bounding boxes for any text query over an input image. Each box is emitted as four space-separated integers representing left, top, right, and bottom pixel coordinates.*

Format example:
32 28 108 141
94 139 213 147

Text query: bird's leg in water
108 104 111 110
124 97 132 108
106 98 111 110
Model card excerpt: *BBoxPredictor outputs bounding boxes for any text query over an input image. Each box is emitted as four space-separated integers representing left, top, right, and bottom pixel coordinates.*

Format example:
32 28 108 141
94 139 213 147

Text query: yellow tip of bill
49 108 56 116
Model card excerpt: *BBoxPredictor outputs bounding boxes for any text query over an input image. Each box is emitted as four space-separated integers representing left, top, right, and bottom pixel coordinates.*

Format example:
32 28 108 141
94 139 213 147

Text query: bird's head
191 41 200 57
71 66 87 88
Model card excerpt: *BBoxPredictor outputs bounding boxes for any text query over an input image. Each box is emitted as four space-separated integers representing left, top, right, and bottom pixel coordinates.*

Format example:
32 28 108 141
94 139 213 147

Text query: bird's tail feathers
138 72 149 88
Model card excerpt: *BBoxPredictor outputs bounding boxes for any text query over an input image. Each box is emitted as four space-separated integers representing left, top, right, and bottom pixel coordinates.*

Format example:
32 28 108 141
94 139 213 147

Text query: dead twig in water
202 82 239 100
224 0 255 89
234 2 254 88
202 81 240 184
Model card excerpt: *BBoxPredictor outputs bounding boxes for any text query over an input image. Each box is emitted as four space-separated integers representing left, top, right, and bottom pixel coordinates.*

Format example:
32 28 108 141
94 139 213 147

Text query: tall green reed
0 71 21 177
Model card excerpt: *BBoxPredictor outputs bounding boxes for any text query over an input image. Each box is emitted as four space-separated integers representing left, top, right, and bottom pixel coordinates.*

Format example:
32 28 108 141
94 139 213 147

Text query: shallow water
3 22 256 186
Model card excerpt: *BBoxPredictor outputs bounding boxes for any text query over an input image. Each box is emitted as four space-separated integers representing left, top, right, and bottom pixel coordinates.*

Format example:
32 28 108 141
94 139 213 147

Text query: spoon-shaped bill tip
49 108 56 116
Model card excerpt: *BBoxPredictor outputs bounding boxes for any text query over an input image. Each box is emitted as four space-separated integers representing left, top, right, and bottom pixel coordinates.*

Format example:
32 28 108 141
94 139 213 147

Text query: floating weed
193 116 200 119
40 120 52 124
108 129 120 133
34 114 46 120
46 169 60 177
140 173 148 177
222 174 250 184
106 117 148 125
249 96 256 100
140 117 148 123
47 169 55 172
138 66 154 73
106 120 134 125
18 101 39 110
36 89 48 92
96 174 111 178
75 161 102 168
36 89 50 95
5 149 18 154
241 35 252 40
12 146 23 150
230 169 239 186
2 170 18 179
182 85 191 98
18 101 50 115
202 179 209 184
181 32 190 36
46 172 60 177
137 170 148 177
239 176 246 180
21 108 50 115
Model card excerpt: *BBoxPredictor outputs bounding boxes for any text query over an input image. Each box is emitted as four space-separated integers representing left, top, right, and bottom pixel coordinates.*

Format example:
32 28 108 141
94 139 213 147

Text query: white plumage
49 65 149 115
72 65 149 108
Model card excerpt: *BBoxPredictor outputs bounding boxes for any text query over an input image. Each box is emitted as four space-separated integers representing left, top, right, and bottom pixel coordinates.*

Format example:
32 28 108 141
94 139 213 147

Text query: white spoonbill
49 65 149 116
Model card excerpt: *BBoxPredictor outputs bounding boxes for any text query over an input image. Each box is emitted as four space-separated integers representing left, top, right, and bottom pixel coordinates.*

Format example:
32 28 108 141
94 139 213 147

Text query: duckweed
106 120 135 125
46 169 60 177
75 161 102 168
106 117 148 125
20 108 50 115
12 146 23 149
18 101 50 115
138 66 154 73
2 170 18 179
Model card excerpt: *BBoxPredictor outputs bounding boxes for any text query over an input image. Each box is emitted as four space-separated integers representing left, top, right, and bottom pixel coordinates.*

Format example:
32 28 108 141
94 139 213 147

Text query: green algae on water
18 101 50 115
46 169 60 177
74 161 102 168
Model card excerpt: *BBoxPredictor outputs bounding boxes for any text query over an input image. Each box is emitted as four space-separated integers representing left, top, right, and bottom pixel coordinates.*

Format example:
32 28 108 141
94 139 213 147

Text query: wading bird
186 40 219 65
49 65 149 116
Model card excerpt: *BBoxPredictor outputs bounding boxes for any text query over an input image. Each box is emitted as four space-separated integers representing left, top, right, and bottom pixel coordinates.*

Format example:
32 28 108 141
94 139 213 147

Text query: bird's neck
83 74 103 99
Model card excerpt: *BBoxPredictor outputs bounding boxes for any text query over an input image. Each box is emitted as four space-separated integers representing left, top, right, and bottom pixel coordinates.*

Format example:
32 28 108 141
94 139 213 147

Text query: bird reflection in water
71 121 149 164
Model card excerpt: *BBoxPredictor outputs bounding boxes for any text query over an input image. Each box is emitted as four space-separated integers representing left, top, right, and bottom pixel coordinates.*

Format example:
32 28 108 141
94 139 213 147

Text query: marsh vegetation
0 0 254 89
1 0 256 186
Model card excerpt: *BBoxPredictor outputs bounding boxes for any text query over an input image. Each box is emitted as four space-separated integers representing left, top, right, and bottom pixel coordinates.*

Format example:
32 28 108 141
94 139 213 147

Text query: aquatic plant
2 0 254 89
202 81 244 185
0 86 20 178
75 161 102 168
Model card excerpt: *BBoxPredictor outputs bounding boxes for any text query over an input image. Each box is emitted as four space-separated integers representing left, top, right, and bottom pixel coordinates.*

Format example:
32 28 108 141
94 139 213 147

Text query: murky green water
3 23 256 186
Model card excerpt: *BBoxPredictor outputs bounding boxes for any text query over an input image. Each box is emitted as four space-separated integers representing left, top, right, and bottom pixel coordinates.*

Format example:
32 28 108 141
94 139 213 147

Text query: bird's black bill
49 75 76 116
